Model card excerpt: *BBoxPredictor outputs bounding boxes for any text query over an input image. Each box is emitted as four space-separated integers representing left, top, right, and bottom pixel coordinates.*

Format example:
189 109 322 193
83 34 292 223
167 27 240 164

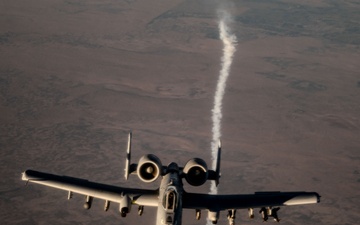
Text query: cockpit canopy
163 188 178 212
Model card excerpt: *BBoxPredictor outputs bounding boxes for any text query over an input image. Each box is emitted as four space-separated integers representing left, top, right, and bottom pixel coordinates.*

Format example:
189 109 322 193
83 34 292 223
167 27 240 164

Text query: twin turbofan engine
136 154 208 186
183 158 208 186
137 154 162 183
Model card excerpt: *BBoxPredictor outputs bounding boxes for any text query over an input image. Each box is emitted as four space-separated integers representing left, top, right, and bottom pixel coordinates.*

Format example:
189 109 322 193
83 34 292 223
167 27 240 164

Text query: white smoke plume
210 10 237 196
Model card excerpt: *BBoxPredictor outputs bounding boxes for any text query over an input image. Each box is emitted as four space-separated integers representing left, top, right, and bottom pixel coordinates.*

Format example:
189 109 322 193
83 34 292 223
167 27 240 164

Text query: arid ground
1 0 359 225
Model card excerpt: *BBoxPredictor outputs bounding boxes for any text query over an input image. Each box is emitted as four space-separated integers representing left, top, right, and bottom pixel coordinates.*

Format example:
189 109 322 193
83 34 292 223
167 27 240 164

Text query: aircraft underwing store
22 132 320 225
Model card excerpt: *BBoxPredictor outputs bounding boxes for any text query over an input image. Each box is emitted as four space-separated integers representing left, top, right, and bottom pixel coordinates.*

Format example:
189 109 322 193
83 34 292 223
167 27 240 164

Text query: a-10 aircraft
22 132 320 225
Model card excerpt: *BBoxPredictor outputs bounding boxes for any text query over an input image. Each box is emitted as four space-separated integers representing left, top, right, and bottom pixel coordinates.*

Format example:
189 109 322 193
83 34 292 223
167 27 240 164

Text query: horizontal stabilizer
125 132 132 180
215 141 221 186
208 141 221 186
124 132 138 180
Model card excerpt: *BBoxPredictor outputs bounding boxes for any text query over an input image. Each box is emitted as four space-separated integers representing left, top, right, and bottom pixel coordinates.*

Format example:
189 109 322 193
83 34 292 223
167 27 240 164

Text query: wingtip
21 171 29 182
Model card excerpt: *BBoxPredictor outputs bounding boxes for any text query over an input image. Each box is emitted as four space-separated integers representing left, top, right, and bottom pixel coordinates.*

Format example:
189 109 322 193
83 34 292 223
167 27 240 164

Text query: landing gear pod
208 211 219 224
119 194 131 217
137 154 162 183
183 158 208 186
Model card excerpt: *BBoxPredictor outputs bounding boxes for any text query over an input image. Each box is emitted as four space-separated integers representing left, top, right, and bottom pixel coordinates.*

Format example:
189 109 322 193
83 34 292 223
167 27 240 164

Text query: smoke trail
210 11 237 195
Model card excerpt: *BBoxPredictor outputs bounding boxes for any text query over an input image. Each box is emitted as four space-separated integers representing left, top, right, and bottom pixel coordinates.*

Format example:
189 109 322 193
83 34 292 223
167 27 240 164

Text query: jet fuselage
156 162 183 225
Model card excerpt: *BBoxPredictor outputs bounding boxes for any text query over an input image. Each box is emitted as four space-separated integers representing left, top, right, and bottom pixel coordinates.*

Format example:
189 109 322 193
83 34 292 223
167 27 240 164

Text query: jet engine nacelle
183 158 208 186
137 154 162 183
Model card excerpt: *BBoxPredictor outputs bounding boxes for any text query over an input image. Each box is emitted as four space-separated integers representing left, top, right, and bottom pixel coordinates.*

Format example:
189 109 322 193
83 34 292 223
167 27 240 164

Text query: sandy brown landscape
1 0 359 224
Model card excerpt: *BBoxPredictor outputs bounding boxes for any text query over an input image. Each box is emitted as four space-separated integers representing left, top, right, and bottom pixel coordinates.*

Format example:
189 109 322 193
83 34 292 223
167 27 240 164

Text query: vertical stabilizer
215 140 221 186
124 132 132 180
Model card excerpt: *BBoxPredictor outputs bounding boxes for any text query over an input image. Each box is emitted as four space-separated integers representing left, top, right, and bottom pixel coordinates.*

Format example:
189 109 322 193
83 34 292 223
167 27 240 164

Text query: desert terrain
1 0 359 225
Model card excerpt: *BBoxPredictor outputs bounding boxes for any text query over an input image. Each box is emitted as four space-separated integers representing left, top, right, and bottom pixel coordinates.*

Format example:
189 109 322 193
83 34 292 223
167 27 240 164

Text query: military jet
21 132 320 225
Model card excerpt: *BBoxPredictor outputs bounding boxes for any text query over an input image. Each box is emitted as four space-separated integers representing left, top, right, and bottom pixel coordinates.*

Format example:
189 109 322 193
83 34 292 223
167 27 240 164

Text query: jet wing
22 170 158 207
183 191 320 211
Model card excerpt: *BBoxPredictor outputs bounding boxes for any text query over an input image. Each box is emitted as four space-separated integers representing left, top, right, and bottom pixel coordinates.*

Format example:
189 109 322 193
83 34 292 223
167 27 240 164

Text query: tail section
124 132 221 186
